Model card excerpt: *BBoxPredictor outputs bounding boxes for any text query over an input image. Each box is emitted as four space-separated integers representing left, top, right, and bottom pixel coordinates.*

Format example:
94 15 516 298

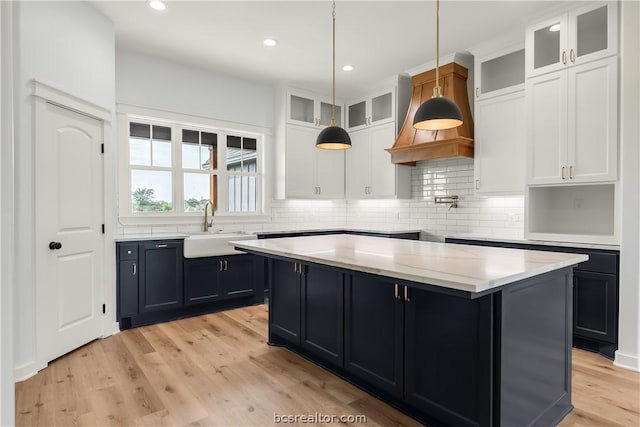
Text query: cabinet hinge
102 224 105 234
102 304 106 314
101 143 104 154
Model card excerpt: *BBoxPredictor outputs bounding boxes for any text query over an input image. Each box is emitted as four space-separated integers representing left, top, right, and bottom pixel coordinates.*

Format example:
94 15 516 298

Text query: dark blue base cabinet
117 240 264 330
267 258 574 427
445 238 619 360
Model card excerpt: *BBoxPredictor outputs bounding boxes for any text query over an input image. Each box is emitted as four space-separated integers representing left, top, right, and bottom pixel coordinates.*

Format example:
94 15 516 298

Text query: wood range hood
386 63 474 166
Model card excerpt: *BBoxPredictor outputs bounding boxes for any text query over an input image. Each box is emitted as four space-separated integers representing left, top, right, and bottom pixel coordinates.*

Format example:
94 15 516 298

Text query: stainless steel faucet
203 201 214 232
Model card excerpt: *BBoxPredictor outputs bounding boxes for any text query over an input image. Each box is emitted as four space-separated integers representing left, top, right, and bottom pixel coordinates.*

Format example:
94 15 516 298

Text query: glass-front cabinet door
526 2 617 78
347 88 395 131
288 91 316 127
526 15 568 77
569 2 617 66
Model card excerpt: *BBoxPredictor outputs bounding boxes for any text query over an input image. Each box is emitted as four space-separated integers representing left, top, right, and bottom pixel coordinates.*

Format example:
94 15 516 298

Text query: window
129 123 173 212
226 135 258 212
122 113 263 217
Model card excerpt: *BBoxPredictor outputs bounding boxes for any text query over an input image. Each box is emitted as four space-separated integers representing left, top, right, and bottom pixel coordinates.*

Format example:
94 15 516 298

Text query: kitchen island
233 234 588 427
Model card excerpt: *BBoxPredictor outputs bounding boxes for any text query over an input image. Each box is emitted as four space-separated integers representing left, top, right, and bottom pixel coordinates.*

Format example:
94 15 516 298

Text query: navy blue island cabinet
262 256 574 427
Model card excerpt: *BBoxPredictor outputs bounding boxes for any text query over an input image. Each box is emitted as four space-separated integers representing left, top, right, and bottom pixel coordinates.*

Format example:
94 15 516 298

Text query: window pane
226 136 257 171
184 173 215 212
202 132 217 146
152 125 171 141
182 129 199 144
200 145 215 170
131 170 172 212
130 122 150 138
152 140 172 167
130 138 151 166
228 175 256 213
182 143 200 169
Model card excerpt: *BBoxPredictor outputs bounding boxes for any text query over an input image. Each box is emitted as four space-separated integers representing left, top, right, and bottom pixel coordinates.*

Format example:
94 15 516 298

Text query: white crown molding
405 52 474 76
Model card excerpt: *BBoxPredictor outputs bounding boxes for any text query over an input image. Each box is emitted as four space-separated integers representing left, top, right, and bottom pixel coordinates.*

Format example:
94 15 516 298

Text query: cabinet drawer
575 252 617 275
118 243 138 261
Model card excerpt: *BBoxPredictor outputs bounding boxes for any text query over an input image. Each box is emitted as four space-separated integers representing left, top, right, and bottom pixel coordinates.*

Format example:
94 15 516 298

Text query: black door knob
49 241 62 250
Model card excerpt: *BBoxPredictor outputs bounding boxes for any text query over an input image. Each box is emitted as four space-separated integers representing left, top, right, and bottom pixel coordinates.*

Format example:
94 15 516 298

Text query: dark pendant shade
316 125 352 149
413 96 464 131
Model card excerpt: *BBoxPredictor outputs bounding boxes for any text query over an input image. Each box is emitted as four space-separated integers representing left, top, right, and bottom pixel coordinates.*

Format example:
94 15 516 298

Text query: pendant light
316 0 351 150
413 0 463 131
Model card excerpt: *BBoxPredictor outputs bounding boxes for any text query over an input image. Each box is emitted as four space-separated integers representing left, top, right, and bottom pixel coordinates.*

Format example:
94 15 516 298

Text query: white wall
13 1 115 379
116 49 274 128
0 1 16 423
616 0 640 371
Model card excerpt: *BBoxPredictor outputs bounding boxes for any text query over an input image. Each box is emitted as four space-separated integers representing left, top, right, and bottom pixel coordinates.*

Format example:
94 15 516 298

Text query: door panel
527 72 568 185
270 259 301 344
184 257 221 306
344 275 403 398
369 123 397 197
567 57 617 182
301 264 343 367
345 129 369 197
139 242 183 312
285 125 317 197
36 102 104 364
222 255 255 298
574 271 617 343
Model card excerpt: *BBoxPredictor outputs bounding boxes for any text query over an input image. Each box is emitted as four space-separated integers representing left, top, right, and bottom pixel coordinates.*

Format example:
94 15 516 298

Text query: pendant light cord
331 0 337 126
434 0 441 98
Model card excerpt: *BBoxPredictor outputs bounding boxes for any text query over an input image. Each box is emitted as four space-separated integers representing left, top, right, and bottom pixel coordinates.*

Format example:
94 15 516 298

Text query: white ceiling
91 0 571 98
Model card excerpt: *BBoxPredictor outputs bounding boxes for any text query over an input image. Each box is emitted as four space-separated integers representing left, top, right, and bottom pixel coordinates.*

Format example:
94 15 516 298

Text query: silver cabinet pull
569 165 574 179
155 244 168 248
561 166 566 180
562 50 567 65
569 48 575 63
404 286 410 302
394 284 400 300
294 263 298 273
476 88 480 98
219 260 223 272
224 260 228 271
132 263 137 275
475 180 480 190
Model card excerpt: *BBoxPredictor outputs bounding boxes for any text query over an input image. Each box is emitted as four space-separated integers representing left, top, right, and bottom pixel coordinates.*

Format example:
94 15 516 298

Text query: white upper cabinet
469 40 526 195
527 55 617 185
347 88 395 131
287 88 343 129
285 124 345 199
526 2 617 78
345 123 410 199
474 91 526 194
473 43 525 100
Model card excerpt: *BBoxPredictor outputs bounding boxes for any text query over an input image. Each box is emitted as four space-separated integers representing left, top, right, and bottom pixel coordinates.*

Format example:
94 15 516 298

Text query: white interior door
36 101 104 365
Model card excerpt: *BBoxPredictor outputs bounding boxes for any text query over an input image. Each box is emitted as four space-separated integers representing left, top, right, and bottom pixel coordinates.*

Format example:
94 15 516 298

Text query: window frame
117 105 268 224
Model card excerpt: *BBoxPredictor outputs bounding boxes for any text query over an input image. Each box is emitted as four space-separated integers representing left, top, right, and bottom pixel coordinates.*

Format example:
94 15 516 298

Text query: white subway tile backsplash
119 158 524 239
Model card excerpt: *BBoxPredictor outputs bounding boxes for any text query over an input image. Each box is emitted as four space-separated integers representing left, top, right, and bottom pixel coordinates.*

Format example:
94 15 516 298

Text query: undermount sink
183 232 257 258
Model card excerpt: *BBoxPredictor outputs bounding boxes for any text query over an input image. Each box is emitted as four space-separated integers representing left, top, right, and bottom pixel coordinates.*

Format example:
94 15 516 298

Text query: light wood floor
16 304 640 427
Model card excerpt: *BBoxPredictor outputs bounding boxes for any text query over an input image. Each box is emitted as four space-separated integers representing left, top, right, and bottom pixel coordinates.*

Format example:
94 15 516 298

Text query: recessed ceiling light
263 39 278 47
148 0 167 11
549 24 561 32
342 65 354 71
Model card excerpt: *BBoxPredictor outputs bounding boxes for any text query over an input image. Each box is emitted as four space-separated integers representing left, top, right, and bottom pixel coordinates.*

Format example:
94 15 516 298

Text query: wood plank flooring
16 305 640 426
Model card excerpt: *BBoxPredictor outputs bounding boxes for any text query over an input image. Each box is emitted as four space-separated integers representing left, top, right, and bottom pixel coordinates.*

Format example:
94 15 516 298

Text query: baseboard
14 360 46 383
614 351 640 372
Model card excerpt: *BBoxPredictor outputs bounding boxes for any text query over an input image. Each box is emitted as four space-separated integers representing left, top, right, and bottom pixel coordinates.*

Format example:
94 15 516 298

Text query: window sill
118 214 271 226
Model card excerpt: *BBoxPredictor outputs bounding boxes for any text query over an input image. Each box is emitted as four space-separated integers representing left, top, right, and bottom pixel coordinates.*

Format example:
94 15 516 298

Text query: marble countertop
233 234 588 294
113 227 422 242
253 227 422 236
445 233 620 251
